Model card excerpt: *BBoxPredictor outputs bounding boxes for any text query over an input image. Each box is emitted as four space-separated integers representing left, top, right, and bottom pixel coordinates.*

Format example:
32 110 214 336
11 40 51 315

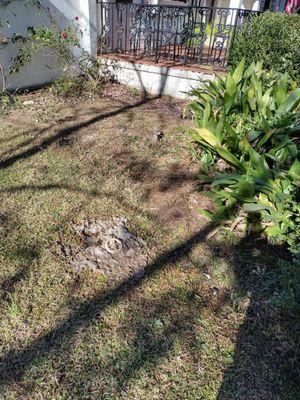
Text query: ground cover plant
189 60 300 324
0 82 299 399
189 60 300 254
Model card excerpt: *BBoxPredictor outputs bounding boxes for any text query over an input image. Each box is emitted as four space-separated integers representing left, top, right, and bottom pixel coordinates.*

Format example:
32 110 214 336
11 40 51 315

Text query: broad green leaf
255 129 275 150
202 102 211 127
243 203 270 212
225 74 237 113
225 73 236 96
189 131 208 146
276 75 287 107
247 87 256 111
197 174 213 183
215 118 224 143
193 127 221 147
260 88 273 112
289 160 300 179
207 117 219 132
198 209 213 220
232 58 245 84
279 88 300 112
265 224 281 237
188 102 202 113
211 178 237 186
248 148 269 177
251 75 262 105
236 180 255 198
215 146 245 171
201 80 221 97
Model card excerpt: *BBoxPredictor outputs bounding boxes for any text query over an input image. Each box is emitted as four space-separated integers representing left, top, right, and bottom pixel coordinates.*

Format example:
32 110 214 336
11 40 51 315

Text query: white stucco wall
205 0 259 9
0 0 98 91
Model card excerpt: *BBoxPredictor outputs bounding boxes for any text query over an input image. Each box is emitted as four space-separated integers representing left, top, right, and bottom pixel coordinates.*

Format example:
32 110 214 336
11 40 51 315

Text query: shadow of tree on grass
215 239 300 400
0 84 299 398
0 219 299 399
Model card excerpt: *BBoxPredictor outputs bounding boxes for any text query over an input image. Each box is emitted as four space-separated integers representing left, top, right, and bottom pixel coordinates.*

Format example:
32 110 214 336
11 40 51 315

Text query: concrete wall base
103 58 217 99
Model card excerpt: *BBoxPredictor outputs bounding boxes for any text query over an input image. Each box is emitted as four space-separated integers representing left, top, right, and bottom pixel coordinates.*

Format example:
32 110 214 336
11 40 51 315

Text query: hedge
228 12 300 82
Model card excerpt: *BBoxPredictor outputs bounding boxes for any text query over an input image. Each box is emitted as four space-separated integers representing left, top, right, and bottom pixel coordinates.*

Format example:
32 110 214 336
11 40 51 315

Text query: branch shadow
0 98 135 157
0 94 158 170
67 285 205 398
0 220 217 387
0 264 31 303
0 208 298 398
65 236 300 399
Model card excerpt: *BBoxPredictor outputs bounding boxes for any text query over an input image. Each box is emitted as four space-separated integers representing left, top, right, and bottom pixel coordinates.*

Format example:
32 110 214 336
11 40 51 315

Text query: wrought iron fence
97 2 260 66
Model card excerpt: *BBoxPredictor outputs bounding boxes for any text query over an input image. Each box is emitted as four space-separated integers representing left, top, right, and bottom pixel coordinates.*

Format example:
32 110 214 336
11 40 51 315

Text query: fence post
155 6 161 63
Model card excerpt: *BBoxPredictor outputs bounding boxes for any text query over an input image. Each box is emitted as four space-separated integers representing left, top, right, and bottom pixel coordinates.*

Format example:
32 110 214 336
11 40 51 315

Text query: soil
2 84 208 233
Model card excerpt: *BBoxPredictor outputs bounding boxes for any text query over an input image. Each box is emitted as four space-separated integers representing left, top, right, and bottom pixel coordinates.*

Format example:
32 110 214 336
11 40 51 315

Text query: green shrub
229 12 300 83
188 60 300 251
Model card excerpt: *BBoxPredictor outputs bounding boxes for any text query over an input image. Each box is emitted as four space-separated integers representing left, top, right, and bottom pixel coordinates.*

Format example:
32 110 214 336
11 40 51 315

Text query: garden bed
0 84 298 399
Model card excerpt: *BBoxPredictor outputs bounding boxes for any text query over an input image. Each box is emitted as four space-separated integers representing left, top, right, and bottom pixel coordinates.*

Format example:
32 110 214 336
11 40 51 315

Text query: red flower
61 31 68 39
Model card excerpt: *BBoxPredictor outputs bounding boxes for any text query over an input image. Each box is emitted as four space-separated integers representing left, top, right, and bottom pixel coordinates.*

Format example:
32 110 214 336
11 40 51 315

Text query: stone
23 100 35 106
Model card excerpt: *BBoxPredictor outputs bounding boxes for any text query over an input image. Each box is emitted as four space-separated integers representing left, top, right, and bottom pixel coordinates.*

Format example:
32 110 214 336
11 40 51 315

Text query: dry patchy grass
0 85 298 400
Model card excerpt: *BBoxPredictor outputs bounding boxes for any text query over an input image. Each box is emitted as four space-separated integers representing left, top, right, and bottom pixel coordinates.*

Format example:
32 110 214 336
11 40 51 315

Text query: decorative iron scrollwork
97 2 261 66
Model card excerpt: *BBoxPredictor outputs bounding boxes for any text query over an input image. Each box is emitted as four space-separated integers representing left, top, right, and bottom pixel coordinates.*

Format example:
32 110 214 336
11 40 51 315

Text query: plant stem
0 55 6 92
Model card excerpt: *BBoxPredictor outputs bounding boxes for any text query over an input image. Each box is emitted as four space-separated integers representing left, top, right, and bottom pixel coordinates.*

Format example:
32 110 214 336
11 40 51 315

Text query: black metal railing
97 2 260 66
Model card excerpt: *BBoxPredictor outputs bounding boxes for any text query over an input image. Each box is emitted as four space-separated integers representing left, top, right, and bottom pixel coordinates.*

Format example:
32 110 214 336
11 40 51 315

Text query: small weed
209 257 234 288
0 91 18 114
36 103 61 123
129 87 140 97
221 345 234 366
8 302 21 318
51 76 88 98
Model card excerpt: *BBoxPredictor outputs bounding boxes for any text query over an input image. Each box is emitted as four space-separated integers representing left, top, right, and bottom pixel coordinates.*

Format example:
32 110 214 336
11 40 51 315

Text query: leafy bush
229 12 300 83
9 22 80 76
185 23 229 47
189 60 300 251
